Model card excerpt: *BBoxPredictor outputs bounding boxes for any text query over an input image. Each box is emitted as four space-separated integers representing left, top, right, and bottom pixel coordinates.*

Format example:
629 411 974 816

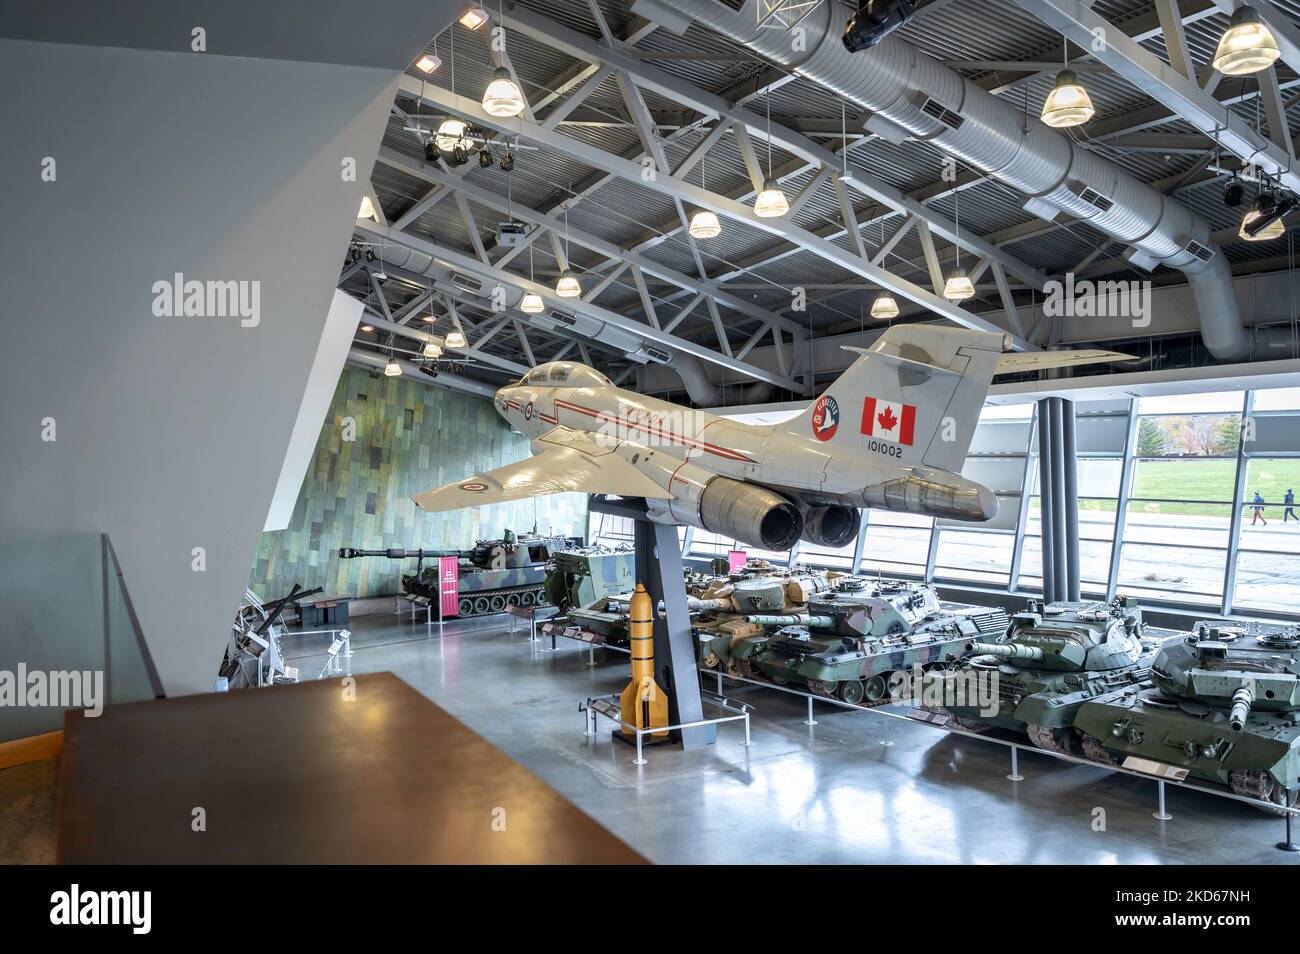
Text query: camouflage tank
700 577 1009 705
938 596 1158 755
539 545 637 646
690 563 837 647
1073 621 1300 810
338 529 582 616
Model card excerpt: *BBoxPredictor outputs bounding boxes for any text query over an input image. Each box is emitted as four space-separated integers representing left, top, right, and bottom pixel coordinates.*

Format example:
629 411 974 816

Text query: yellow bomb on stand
620 583 669 737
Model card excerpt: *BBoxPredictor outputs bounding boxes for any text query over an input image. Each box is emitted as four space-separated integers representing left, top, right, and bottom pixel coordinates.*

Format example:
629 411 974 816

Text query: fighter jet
412 325 1127 551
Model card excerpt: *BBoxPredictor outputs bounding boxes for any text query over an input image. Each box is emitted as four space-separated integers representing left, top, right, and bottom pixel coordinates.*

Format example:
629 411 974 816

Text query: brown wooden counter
58 672 645 864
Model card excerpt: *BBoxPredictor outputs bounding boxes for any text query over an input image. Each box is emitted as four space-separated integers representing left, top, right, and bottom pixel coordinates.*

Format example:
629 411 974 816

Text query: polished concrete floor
284 611 1300 865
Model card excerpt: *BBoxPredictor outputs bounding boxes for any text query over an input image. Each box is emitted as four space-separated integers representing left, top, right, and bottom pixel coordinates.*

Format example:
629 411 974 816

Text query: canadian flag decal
861 396 916 445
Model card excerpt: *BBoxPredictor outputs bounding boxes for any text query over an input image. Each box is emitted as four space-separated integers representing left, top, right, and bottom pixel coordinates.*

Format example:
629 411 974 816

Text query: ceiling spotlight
1224 177 1246 208
422 312 437 323
1213 5 1280 76
423 340 444 358
520 292 546 313
943 267 976 302
688 209 722 239
436 118 468 152
365 249 376 262
479 149 494 168
842 0 915 53
1040 70 1095 128
555 271 582 298
482 67 526 118
753 178 790 218
383 358 402 377
419 362 439 379
458 6 490 29
415 54 442 74
499 150 515 172
870 293 900 319
360 323 374 333
1239 192 1293 241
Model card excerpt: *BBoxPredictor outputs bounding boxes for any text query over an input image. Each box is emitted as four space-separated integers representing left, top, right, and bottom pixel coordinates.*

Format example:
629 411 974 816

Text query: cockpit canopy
515 362 611 388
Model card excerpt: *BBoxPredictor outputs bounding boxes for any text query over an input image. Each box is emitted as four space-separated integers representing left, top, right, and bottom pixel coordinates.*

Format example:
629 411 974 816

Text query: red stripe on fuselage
548 398 755 463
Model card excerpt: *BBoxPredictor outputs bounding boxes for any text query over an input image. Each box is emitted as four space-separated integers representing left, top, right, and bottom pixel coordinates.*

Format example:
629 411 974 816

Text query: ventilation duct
649 0 1268 362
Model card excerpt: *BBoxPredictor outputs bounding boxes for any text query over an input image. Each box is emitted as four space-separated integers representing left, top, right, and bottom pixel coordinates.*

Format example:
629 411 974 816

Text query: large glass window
861 512 933 579
934 529 1012 585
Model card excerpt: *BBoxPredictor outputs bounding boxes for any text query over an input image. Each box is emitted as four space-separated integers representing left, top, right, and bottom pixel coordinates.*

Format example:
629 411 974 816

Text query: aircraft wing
411 426 672 512
995 348 1136 375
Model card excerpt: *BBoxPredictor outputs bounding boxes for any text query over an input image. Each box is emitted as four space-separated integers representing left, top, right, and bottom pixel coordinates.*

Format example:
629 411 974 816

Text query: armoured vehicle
691 564 837 644
939 596 1157 755
338 529 582 617
539 545 637 645
700 577 1009 705
1074 622 1300 810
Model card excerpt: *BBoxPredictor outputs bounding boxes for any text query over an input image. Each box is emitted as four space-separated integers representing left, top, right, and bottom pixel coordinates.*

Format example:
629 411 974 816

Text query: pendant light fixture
753 89 789 218
482 67 526 117
481 2 525 117
944 181 975 302
1041 40 1094 128
444 316 467 349
521 242 545 312
423 340 443 358
383 357 402 377
1213 5 1280 76
689 128 722 238
458 6 489 30
870 293 900 319
555 187 581 298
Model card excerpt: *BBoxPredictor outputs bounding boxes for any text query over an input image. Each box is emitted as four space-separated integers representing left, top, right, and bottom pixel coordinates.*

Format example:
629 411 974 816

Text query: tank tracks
1080 735 1121 766
1229 769 1299 815
1026 724 1074 756
402 584 549 618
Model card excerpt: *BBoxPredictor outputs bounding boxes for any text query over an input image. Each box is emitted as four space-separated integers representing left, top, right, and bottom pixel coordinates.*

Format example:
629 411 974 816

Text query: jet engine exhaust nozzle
700 477 803 552
803 505 861 549
863 473 998 523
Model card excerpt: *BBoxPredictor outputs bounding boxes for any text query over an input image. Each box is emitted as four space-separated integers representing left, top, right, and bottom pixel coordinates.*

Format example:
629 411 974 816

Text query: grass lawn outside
1034 458 1300 518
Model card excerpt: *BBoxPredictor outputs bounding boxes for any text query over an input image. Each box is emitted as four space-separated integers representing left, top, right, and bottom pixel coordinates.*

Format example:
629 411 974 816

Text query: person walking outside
1251 490 1268 526
1285 488 1297 524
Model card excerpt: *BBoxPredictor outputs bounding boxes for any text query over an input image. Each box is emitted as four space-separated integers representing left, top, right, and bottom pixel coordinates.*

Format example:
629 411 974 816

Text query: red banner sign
439 556 459 617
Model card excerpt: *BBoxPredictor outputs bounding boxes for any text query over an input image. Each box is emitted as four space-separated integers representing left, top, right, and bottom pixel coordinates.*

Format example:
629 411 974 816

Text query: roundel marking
461 482 488 493
811 394 839 442
524 401 534 421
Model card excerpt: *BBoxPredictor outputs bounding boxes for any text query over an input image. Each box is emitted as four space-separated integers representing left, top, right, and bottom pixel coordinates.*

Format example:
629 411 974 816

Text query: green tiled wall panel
248 368 587 599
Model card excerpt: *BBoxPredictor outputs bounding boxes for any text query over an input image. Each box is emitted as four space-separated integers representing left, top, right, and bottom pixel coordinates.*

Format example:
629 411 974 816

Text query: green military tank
1073 621 1300 810
338 529 582 616
539 545 637 645
938 596 1158 755
700 577 1009 705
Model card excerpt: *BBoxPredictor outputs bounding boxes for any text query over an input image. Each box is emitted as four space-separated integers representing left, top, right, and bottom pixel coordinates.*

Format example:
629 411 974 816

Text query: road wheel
489 594 507 613
458 597 474 617
839 680 866 705
864 674 889 703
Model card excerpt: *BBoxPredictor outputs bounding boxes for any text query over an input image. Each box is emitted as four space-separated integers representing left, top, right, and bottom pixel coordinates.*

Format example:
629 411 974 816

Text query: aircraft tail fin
787 325 1005 472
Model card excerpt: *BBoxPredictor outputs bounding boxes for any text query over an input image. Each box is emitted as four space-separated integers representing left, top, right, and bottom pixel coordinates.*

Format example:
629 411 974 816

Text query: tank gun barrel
744 614 834 627
1229 683 1255 731
970 641 1045 661
689 597 735 611
337 547 456 560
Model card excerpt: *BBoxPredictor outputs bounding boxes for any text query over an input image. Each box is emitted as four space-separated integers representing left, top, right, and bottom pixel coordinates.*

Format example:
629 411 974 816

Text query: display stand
394 593 435 626
589 495 715 750
580 690 752 766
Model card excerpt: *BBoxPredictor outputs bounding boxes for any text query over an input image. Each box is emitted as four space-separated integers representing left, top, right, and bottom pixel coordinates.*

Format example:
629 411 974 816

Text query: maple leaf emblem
877 405 898 432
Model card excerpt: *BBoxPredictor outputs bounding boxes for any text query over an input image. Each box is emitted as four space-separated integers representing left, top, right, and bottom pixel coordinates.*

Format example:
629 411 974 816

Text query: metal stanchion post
742 712 752 747
1277 811 1300 852
803 696 817 727
1007 744 1024 781
1153 780 1172 820
634 729 646 766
